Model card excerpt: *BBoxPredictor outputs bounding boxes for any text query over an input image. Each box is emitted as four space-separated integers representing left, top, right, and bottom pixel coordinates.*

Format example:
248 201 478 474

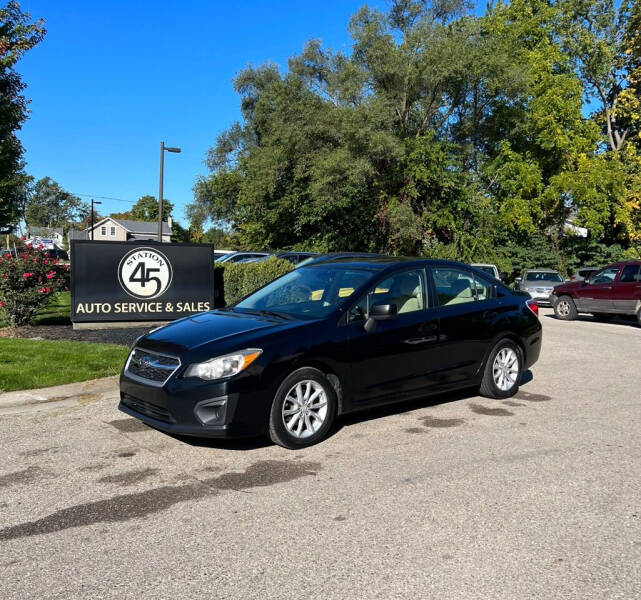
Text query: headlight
184 348 262 381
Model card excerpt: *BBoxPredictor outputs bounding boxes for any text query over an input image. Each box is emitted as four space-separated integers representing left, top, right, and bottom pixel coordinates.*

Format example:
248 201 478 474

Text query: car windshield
525 272 563 282
233 266 372 319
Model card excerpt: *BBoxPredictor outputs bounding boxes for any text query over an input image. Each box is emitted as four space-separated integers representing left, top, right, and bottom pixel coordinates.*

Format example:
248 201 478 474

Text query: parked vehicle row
120 256 542 449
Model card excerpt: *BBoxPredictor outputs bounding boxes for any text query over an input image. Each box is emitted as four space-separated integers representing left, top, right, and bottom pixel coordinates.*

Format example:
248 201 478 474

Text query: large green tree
111 194 174 222
24 177 87 230
190 0 641 260
0 2 45 228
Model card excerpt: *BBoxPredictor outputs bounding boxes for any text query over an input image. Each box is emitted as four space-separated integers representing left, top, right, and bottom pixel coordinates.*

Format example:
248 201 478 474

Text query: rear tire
637 308 641 327
554 296 577 321
592 313 613 322
479 339 523 399
268 367 337 449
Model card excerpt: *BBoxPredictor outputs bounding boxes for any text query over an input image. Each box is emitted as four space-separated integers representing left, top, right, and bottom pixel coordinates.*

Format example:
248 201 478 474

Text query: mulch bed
0 325 151 347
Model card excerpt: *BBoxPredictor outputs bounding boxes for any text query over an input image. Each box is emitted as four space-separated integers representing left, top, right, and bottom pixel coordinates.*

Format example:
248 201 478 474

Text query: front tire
637 308 641 328
268 368 337 449
554 296 577 321
479 339 522 399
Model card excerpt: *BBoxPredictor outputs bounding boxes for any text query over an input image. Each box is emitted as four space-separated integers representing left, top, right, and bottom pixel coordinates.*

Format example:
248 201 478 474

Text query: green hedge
214 257 294 307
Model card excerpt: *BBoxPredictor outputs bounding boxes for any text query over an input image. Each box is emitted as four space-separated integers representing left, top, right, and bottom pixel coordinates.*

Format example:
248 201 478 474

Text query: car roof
523 268 560 272
305 256 481 273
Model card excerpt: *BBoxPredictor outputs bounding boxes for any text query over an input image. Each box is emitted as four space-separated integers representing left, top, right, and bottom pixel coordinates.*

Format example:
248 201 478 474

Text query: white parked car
471 263 501 281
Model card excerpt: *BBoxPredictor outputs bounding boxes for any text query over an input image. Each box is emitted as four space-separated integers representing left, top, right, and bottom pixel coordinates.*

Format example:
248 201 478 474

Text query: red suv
550 261 641 325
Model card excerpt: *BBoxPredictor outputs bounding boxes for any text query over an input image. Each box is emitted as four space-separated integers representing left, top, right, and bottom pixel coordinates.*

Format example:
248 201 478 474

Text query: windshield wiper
255 309 296 320
237 308 296 320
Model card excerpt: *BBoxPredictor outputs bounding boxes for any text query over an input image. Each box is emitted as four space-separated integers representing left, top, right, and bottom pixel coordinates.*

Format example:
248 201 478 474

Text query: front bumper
119 371 272 438
525 290 554 304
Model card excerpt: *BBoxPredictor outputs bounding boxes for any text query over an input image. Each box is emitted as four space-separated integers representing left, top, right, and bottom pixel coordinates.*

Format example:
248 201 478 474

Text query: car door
346 268 441 404
431 266 500 385
610 264 641 315
575 265 620 312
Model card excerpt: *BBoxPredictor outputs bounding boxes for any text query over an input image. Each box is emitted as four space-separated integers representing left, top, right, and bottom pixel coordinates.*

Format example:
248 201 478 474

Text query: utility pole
90 199 101 240
158 141 181 242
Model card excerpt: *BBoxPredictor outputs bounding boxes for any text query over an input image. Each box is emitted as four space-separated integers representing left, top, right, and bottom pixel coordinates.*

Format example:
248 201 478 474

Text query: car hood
552 280 582 294
136 310 297 355
522 280 562 288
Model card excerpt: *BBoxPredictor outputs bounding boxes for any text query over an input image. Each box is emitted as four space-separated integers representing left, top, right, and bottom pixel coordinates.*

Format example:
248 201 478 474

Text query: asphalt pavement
1 308 640 599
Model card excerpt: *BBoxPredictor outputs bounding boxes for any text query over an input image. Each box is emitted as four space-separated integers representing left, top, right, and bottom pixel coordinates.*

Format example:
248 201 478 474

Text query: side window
473 275 496 301
433 267 476 306
110 226 116 236
100 226 107 236
591 266 619 284
619 265 640 283
349 269 426 322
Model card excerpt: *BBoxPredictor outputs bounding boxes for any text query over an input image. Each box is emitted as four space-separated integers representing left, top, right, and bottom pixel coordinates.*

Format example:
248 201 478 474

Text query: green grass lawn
0 338 129 393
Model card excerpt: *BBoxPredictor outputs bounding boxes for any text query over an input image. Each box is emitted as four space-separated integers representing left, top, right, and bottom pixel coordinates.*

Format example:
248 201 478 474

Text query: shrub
0 247 68 327
217 257 294 306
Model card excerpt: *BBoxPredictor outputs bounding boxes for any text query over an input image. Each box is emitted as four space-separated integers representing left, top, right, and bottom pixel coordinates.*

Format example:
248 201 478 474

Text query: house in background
68 217 172 245
26 227 65 250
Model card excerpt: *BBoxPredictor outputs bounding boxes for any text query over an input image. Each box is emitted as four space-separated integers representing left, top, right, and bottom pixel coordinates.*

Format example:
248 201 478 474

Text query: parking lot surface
1 309 640 599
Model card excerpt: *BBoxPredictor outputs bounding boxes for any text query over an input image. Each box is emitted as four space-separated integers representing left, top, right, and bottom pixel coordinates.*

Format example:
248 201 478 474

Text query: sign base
72 321 171 331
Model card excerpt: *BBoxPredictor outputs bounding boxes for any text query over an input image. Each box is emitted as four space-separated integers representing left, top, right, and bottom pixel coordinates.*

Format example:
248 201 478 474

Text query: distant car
550 261 641 324
295 252 387 268
44 248 68 261
216 251 270 264
569 266 601 282
516 269 564 304
0 248 18 258
252 251 318 266
471 263 501 281
213 249 235 261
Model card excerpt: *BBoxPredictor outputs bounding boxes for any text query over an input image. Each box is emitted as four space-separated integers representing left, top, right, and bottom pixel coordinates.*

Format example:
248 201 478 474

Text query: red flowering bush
0 246 68 327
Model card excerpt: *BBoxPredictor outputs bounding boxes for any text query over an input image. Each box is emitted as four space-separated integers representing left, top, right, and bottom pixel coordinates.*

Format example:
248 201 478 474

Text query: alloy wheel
557 300 571 317
282 380 328 438
492 348 519 392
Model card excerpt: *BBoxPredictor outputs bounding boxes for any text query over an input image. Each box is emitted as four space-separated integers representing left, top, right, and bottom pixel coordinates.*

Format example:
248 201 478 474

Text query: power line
71 192 140 204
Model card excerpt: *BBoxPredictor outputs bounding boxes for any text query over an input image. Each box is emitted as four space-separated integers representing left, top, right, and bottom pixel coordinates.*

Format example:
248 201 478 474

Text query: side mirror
583 274 591 284
363 303 397 334
515 277 522 284
370 303 397 320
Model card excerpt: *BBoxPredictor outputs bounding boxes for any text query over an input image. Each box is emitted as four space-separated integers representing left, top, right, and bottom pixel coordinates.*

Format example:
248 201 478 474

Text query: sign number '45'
129 262 161 295
118 247 173 299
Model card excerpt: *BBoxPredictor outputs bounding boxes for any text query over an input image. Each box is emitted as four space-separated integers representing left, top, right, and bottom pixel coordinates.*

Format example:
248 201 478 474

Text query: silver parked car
516 269 564 304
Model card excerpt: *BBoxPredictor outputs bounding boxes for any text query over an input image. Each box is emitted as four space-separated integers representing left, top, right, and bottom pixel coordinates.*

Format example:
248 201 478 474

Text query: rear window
525 272 563 282
475 266 496 277
620 265 641 283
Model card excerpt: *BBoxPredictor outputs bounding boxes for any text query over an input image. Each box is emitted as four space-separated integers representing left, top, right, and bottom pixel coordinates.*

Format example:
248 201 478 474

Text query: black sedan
120 257 542 448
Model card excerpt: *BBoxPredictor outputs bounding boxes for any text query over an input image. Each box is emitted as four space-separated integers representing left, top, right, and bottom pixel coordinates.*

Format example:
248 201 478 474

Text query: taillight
526 298 539 317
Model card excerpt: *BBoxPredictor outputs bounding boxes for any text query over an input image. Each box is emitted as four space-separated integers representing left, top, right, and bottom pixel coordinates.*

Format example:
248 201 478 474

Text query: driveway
1 309 639 599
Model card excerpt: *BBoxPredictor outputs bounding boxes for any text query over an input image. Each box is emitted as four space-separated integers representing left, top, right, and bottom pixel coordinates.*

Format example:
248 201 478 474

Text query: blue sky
18 1 483 227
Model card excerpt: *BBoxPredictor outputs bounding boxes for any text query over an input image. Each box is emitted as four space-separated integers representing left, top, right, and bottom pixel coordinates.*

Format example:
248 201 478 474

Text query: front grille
121 393 175 423
125 348 180 385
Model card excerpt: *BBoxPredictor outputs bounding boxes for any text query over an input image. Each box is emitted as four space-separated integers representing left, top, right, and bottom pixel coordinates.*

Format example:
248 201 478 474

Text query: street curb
0 376 119 409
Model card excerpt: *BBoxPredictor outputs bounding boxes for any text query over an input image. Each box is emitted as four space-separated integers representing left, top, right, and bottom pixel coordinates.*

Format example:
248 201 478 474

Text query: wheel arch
279 360 346 415
478 332 526 378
